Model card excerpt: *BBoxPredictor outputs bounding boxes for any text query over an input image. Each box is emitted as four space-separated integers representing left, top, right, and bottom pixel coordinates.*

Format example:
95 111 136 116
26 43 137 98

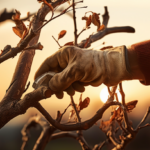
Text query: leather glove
34 46 132 98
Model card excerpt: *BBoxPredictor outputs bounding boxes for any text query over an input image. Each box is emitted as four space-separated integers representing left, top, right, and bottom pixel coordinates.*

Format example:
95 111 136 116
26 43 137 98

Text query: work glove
34 46 132 98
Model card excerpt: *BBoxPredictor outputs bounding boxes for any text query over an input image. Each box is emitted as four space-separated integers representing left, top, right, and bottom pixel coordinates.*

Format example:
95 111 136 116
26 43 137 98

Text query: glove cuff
103 46 132 86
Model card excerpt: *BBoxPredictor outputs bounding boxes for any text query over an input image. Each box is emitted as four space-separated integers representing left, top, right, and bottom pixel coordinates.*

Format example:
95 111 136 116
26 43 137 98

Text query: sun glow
100 87 122 103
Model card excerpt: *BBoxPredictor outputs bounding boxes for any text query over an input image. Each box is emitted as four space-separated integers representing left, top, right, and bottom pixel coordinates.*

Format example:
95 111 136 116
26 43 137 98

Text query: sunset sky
0 0 150 127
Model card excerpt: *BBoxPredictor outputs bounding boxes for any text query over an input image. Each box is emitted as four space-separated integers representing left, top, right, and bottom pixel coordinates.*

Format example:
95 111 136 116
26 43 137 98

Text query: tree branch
70 96 81 122
0 0 67 128
72 0 78 45
35 98 123 131
119 82 125 106
136 107 150 130
102 6 109 27
78 26 135 48
21 115 56 150
0 86 51 128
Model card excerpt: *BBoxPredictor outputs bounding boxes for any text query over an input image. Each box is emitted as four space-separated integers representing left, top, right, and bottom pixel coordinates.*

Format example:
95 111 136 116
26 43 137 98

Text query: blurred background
0 0 150 149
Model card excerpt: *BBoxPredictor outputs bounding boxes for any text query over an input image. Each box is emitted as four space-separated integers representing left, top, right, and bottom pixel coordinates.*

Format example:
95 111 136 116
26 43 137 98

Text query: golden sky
0 0 150 126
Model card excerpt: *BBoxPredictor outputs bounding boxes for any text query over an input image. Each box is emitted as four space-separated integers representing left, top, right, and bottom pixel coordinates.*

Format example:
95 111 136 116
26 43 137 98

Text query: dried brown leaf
98 24 105 31
126 100 138 112
12 27 23 38
86 15 92 28
12 9 21 20
64 41 74 46
79 97 90 110
100 46 113 50
99 120 112 133
91 13 101 31
58 30 67 40
37 0 42 3
68 104 80 122
82 16 88 20
37 0 53 11
100 100 138 132
43 0 53 11
12 10 28 38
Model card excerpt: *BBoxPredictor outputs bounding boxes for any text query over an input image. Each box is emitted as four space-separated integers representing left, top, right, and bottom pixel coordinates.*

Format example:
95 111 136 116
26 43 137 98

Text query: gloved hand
34 45 132 99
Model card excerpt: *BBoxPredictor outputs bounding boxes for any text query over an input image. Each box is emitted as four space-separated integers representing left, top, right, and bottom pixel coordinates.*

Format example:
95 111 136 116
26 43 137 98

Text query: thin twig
136 107 150 130
107 86 111 95
119 83 125 106
36 0 83 32
102 6 109 27
58 104 71 122
66 6 87 13
52 36 61 48
72 0 78 45
77 28 86 37
115 93 119 102
117 121 128 135
78 26 135 48
137 123 150 130
70 96 81 122
106 86 117 103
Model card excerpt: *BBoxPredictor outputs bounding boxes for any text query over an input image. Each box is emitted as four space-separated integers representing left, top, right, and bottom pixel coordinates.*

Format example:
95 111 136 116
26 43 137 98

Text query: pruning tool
32 71 56 89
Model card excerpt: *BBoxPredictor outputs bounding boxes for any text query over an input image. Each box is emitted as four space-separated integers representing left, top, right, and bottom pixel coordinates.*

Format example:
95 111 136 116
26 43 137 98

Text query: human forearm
127 40 150 85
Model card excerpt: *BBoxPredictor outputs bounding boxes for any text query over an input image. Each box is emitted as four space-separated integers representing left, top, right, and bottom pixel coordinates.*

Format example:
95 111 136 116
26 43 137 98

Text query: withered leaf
12 10 27 38
58 30 67 40
86 15 92 28
99 120 112 133
64 41 74 46
37 0 42 3
0 50 3 56
12 27 23 38
43 0 53 11
126 100 138 112
100 46 113 50
68 104 80 122
91 13 101 31
79 97 90 110
98 24 105 31
82 16 88 20
12 9 21 20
